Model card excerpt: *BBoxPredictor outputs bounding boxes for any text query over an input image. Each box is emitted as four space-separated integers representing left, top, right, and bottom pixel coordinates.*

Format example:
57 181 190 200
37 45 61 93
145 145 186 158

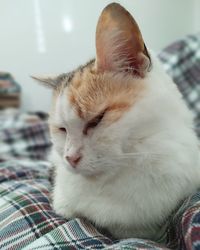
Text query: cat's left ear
31 75 57 89
95 3 151 78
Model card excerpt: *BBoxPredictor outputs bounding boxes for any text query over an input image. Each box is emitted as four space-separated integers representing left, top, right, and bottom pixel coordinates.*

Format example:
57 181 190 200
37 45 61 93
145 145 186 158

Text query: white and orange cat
35 3 200 240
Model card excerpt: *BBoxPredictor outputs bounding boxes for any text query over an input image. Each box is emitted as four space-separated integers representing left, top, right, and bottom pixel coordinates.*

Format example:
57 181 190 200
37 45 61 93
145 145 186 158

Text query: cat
34 3 200 241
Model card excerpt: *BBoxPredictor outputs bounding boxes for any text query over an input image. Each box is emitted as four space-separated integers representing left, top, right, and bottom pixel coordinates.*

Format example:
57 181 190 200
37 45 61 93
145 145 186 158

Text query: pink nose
66 153 82 168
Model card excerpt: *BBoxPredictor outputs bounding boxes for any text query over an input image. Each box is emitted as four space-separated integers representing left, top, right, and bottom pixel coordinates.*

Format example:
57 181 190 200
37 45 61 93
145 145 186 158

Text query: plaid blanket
0 109 51 161
1 33 200 250
159 33 200 138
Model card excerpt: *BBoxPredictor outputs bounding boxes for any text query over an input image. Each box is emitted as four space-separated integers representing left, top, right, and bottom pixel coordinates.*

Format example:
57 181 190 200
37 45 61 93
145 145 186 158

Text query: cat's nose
66 152 82 168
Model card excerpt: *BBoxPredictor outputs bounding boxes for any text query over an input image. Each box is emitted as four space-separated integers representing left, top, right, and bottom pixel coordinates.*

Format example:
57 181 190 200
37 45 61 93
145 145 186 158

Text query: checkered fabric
158 33 200 137
0 109 51 161
1 33 200 249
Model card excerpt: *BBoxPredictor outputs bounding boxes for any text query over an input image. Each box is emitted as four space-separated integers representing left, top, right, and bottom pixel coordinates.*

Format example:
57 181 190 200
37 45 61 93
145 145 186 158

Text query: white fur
50 53 200 240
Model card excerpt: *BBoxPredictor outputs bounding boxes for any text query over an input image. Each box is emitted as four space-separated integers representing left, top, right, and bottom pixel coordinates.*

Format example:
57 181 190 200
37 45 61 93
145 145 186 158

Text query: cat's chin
65 164 104 178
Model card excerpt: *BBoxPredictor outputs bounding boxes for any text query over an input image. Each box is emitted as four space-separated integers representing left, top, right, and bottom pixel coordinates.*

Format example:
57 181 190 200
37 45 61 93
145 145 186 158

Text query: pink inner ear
95 3 151 77
127 52 151 77
96 34 150 77
114 40 149 77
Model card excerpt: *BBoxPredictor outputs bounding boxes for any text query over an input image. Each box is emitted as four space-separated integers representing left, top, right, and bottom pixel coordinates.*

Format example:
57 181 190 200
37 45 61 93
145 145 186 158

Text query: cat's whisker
89 152 164 167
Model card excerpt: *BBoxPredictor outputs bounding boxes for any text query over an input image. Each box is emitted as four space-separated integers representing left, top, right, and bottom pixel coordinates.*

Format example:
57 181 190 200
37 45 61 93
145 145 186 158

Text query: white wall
0 0 199 112
194 0 200 32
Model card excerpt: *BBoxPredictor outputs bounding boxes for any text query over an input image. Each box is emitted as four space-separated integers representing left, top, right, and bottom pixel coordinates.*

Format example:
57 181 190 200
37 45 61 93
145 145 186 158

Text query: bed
0 34 200 250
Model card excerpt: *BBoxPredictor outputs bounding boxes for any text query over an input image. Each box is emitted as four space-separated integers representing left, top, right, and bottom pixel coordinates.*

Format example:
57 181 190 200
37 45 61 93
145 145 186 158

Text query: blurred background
0 0 199 112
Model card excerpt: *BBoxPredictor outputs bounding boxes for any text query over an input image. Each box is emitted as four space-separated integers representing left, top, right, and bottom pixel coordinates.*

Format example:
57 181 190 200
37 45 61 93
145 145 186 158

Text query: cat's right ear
95 3 151 77
31 75 57 89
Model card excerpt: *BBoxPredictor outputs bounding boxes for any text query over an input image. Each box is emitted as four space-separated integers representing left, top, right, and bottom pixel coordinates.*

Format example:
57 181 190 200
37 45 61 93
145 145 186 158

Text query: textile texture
159 33 200 138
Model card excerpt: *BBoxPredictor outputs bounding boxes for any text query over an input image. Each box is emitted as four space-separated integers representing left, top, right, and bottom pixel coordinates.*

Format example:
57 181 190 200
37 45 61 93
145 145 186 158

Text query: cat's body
35 3 200 241
50 55 200 240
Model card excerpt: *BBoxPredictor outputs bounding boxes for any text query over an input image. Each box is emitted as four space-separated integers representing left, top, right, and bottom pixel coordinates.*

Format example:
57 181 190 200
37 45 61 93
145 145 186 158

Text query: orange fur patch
67 67 145 126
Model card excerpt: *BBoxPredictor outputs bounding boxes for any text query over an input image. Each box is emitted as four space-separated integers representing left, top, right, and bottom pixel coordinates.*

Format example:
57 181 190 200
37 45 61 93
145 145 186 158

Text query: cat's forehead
54 90 83 127
68 71 145 121
52 62 146 125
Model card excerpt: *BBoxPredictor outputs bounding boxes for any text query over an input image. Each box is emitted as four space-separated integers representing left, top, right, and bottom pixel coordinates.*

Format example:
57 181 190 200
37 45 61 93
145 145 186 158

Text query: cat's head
34 3 153 176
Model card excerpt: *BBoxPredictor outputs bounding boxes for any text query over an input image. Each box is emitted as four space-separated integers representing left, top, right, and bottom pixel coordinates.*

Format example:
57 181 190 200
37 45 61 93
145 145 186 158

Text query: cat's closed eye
83 110 106 135
59 127 67 133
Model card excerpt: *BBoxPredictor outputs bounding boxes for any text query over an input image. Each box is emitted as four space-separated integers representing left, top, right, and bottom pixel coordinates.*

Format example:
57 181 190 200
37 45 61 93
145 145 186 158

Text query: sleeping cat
34 3 200 240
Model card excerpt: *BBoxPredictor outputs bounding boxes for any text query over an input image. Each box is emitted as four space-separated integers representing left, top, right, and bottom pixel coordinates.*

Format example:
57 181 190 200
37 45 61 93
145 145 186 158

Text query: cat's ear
31 75 57 89
95 3 151 77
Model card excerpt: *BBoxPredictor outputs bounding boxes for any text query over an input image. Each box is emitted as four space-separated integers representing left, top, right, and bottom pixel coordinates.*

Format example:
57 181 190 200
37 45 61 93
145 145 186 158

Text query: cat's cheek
51 135 66 156
53 144 64 157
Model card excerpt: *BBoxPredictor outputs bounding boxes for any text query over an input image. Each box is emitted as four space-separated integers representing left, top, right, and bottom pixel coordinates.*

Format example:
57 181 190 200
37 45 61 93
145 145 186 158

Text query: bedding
159 33 200 138
1 33 200 250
